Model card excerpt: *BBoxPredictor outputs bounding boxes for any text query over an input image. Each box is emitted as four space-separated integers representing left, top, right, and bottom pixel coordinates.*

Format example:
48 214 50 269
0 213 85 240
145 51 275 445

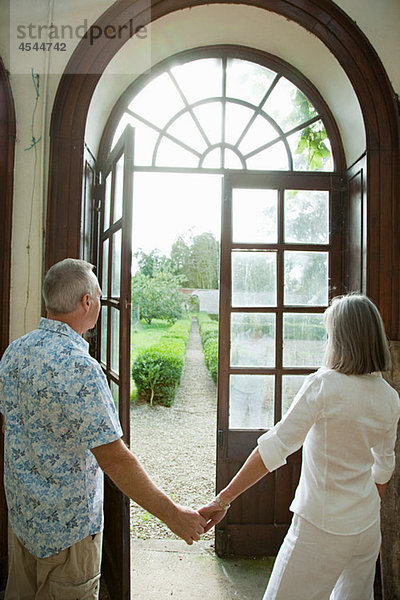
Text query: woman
199 294 400 599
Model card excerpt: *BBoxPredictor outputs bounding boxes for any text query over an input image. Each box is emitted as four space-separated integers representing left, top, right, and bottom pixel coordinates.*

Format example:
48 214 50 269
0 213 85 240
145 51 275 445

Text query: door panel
216 171 342 556
98 126 134 599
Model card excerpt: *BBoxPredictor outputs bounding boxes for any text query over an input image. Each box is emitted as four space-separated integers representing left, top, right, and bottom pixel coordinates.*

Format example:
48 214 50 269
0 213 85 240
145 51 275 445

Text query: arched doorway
44 1 400 598
98 46 346 560
0 55 16 589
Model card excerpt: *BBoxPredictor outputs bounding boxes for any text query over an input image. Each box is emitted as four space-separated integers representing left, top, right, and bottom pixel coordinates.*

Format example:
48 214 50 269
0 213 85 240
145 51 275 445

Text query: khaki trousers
5 529 102 600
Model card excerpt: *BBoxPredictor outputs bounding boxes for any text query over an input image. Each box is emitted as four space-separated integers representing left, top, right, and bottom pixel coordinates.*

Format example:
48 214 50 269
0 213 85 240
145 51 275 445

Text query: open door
97 126 134 599
216 171 342 556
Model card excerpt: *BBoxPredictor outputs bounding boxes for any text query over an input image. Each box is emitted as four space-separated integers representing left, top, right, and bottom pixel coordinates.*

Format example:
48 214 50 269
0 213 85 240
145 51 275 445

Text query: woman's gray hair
323 294 391 375
42 258 99 315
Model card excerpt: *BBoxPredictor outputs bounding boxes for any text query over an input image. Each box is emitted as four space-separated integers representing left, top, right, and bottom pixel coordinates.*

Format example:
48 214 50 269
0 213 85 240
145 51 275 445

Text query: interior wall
0 0 111 340
0 0 398 341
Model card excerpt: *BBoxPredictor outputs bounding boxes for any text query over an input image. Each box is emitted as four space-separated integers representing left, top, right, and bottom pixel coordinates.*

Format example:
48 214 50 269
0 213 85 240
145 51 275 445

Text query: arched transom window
111 53 334 172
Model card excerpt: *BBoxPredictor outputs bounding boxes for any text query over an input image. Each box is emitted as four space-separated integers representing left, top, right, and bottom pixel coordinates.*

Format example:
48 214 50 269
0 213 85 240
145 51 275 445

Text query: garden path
130 317 217 540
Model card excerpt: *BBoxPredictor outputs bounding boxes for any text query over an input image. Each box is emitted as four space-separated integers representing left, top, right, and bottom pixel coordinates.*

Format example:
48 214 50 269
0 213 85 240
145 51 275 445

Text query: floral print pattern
0 318 122 558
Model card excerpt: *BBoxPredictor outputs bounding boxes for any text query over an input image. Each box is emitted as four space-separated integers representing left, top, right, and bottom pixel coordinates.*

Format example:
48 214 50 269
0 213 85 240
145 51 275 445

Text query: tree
189 232 219 289
170 236 191 286
170 232 219 289
134 248 172 278
131 271 184 324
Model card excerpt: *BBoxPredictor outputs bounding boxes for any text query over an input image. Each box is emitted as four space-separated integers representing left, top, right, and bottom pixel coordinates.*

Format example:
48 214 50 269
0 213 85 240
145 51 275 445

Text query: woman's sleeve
257 373 323 472
371 391 400 484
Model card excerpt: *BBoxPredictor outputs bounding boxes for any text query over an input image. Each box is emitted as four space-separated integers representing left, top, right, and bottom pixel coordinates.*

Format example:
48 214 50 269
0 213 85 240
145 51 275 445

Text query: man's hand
198 500 228 533
92 439 206 545
166 505 207 545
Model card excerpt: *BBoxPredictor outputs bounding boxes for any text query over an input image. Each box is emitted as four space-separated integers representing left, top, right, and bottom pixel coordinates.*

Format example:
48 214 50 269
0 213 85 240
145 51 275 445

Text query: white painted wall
1 0 398 341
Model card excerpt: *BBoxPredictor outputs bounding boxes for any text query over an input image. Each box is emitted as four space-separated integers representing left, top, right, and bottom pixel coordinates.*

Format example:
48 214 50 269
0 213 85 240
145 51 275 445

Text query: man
0 258 205 599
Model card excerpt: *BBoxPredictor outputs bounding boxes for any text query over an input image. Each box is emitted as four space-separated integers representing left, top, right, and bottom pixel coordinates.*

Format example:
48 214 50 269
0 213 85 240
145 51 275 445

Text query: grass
131 319 171 359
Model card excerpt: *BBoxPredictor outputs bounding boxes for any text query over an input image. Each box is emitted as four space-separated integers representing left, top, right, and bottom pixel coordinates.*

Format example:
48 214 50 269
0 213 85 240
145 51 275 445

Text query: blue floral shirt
0 318 123 558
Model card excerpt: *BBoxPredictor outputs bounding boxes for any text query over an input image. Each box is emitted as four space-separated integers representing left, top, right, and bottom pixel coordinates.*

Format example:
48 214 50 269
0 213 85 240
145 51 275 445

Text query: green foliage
131 271 184 325
287 89 331 171
134 248 173 278
161 318 192 347
296 125 331 170
170 232 219 289
132 339 186 406
131 317 191 406
197 312 219 384
203 337 218 383
199 323 219 345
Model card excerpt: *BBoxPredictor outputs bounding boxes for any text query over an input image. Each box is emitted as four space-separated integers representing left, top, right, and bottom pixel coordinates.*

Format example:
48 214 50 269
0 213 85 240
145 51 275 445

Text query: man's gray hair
42 258 99 315
323 294 391 375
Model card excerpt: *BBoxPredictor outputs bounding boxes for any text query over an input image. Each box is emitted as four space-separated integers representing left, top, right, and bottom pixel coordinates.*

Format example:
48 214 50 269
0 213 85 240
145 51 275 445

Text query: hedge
197 312 218 384
203 337 218 383
160 318 192 347
131 318 191 407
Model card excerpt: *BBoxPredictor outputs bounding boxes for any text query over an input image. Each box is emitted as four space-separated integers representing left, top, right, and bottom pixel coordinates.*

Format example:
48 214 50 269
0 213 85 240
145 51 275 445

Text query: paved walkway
130 319 274 599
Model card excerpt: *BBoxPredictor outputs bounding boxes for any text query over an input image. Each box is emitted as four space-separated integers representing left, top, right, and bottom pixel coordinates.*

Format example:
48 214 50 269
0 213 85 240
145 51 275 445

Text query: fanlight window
111 57 333 171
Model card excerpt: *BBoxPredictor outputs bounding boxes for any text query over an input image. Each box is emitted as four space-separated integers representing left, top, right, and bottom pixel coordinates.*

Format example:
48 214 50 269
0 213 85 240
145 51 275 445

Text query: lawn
131 319 171 358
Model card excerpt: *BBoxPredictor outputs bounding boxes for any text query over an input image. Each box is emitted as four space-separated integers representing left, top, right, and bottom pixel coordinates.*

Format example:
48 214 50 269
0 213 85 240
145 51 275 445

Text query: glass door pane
99 127 133 435
232 188 278 243
232 251 277 307
229 374 274 429
283 313 326 367
221 175 332 434
230 312 275 367
284 251 328 306
97 125 134 598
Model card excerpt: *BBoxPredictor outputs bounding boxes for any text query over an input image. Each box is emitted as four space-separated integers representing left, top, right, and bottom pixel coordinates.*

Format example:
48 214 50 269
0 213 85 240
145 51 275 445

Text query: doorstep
130 538 275 600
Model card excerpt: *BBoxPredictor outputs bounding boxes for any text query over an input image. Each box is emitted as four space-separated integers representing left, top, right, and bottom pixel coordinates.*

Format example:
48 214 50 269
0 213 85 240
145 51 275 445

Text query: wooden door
216 171 342 556
98 126 134 599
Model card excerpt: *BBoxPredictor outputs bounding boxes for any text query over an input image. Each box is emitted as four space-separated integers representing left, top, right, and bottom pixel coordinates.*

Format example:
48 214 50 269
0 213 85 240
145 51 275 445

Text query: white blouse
257 367 400 535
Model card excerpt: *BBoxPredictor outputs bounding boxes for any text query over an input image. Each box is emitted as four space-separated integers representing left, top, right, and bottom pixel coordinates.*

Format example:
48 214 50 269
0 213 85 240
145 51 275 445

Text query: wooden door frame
0 57 15 363
0 55 16 590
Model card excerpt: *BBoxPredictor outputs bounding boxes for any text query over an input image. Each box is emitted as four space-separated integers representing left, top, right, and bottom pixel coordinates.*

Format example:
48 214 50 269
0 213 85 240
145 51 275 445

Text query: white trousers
263 515 381 600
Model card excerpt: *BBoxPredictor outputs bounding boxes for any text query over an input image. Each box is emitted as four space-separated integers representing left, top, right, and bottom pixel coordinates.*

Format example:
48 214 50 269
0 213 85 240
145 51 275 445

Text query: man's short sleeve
61 358 123 449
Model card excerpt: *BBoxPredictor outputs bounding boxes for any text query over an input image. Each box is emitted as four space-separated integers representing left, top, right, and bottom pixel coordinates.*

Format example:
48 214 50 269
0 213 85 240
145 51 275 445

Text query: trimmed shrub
200 325 218 346
132 339 185 407
203 337 218 383
161 318 192 347
197 312 219 384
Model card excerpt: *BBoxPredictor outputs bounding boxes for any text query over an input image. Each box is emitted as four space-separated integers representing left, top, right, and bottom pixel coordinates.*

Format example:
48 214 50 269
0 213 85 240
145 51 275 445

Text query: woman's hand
198 499 228 533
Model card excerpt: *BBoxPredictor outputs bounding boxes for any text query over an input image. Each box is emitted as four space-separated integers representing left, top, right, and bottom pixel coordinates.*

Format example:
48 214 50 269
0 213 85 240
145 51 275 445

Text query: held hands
168 505 207 545
168 496 231 543
198 497 230 533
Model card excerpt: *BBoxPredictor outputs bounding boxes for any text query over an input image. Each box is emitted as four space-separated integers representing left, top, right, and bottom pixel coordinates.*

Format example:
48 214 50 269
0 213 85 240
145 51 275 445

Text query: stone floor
130 538 274 600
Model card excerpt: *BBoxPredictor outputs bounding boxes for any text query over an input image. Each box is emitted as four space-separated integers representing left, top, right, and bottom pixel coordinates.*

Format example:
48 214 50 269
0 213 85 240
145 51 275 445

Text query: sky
132 172 222 257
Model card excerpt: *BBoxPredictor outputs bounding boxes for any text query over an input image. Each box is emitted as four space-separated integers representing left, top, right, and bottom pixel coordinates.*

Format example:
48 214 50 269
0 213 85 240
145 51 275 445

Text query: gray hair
323 294 391 375
42 258 99 315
